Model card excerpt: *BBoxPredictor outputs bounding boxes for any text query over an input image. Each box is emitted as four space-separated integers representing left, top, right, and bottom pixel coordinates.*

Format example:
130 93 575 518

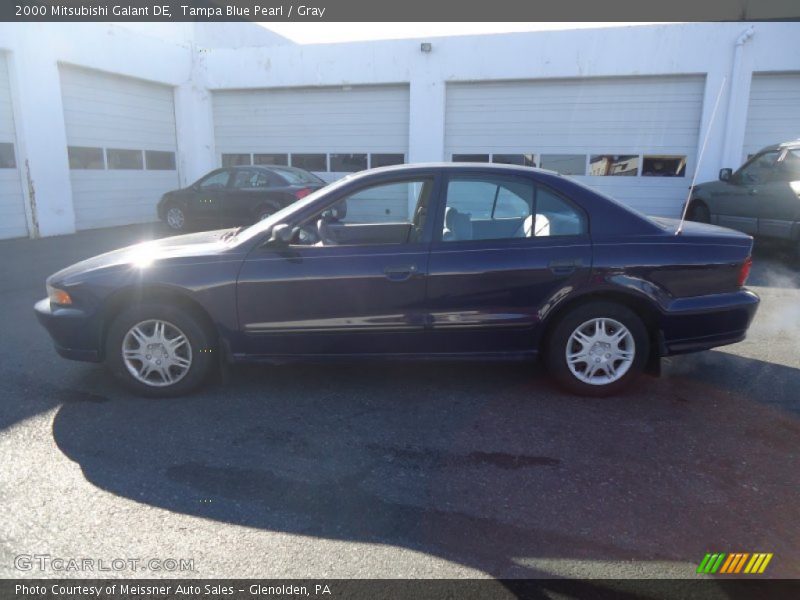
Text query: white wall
0 21 798 237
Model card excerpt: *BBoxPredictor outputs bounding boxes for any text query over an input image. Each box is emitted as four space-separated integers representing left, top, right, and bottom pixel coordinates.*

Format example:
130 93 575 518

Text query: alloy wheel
166 207 185 229
565 317 635 385
122 319 193 387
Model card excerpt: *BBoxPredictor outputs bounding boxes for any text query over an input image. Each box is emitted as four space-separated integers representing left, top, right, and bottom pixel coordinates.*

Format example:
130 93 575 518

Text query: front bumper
659 289 760 355
34 298 102 362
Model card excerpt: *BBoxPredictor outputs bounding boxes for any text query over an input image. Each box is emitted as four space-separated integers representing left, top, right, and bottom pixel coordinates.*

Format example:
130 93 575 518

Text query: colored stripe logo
697 552 773 574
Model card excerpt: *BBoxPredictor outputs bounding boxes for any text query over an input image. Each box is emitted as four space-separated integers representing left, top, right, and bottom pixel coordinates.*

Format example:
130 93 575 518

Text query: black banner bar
3 580 800 600
4 0 800 22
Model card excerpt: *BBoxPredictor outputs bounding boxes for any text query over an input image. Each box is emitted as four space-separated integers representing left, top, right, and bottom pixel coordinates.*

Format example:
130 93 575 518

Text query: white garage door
744 72 800 161
445 76 705 217
0 53 28 239
60 65 179 230
212 85 410 221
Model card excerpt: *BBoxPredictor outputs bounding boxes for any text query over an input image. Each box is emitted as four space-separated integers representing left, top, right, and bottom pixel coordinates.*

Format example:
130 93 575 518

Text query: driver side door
715 151 780 234
188 169 231 226
235 173 441 357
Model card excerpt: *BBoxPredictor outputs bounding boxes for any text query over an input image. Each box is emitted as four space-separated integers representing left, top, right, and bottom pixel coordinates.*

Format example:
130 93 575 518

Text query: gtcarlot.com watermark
15 554 195 573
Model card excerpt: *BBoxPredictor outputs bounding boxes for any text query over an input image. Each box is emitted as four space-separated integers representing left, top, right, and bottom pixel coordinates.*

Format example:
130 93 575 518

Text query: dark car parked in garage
157 165 328 232
37 163 759 398
687 140 800 255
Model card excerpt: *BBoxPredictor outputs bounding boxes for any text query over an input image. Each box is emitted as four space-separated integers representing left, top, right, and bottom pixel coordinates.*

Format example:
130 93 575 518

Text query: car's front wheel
545 301 649 397
687 201 710 223
164 204 188 232
105 303 215 397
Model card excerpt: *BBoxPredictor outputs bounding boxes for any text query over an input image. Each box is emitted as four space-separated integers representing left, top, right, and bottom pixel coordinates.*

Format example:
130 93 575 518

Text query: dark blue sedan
35 163 759 397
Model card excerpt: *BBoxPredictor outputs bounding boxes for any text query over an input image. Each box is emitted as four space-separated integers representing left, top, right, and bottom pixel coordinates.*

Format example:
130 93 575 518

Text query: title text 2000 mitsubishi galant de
35 164 759 397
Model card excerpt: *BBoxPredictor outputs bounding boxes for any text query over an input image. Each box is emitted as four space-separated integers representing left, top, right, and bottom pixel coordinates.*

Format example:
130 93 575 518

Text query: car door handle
749 188 758 195
383 265 418 281
548 258 582 275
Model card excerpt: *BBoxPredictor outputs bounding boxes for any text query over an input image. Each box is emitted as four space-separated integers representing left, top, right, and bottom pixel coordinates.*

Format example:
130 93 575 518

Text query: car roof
228 164 299 171
758 139 800 153
360 162 562 177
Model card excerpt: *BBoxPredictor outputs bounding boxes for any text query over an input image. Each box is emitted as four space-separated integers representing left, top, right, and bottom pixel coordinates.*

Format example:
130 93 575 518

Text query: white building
0 21 798 239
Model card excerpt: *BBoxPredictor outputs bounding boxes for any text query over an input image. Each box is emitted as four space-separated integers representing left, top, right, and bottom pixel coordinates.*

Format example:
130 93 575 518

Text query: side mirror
268 223 294 245
719 168 732 182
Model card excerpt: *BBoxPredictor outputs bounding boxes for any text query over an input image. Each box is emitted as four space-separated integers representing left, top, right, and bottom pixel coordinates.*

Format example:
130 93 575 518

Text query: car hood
50 229 235 284
693 180 729 195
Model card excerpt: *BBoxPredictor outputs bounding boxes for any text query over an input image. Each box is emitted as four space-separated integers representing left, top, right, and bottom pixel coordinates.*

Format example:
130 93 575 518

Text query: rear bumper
34 298 102 363
659 289 759 355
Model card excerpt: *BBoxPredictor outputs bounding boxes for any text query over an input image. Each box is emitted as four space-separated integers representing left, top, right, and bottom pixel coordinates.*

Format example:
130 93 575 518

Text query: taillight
294 187 312 200
737 256 752 287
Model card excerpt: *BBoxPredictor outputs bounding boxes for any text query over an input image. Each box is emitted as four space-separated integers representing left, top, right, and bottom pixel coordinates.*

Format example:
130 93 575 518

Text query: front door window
736 151 780 185
291 178 434 246
198 170 231 190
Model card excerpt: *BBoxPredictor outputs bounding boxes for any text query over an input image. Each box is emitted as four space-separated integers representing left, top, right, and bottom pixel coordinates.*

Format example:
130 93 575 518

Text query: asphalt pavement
0 224 798 580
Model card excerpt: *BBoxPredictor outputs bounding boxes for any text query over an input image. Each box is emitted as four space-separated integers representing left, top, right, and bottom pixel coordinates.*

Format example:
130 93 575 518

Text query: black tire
255 202 281 223
163 203 189 232
105 302 216 398
545 301 650 397
688 201 710 224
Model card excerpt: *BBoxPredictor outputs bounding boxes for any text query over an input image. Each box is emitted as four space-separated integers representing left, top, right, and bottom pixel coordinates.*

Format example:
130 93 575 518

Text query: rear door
226 168 280 224
425 172 592 354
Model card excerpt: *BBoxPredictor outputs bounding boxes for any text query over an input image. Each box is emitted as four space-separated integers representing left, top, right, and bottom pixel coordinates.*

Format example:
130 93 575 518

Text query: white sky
259 22 670 45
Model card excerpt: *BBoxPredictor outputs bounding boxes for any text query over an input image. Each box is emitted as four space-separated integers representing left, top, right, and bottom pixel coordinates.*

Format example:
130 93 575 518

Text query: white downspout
720 26 755 168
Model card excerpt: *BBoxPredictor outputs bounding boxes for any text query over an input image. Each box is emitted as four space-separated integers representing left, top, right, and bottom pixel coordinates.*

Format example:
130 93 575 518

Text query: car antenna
676 76 727 235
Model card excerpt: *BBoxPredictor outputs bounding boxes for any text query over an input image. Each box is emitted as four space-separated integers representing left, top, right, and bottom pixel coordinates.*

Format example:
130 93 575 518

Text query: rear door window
441 175 586 242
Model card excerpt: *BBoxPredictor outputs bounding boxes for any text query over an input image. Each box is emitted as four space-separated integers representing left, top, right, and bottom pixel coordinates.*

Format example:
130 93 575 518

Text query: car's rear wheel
106 303 215 397
164 204 188 232
688 201 710 223
545 301 650 397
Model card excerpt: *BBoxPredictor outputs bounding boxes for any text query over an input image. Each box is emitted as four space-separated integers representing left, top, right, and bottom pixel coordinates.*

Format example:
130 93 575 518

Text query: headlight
47 284 72 306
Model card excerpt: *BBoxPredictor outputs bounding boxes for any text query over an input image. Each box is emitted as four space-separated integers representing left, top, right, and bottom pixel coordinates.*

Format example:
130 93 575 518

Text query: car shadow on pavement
51 354 800 579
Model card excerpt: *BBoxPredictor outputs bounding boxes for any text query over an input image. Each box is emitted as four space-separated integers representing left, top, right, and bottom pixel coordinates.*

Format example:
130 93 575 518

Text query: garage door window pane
452 154 490 163
145 150 176 171
642 155 686 177
330 153 367 172
222 153 251 167
254 153 288 166
540 154 586 175
493 154 536 167
67 146 103 169
590 155 639 176
0 143 16 168
106 149 143 170
371 154 404 168
291 154 327 171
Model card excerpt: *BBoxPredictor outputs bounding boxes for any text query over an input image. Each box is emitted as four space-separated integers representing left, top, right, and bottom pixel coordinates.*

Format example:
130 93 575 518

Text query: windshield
232 174 355 245
273 167 326 186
